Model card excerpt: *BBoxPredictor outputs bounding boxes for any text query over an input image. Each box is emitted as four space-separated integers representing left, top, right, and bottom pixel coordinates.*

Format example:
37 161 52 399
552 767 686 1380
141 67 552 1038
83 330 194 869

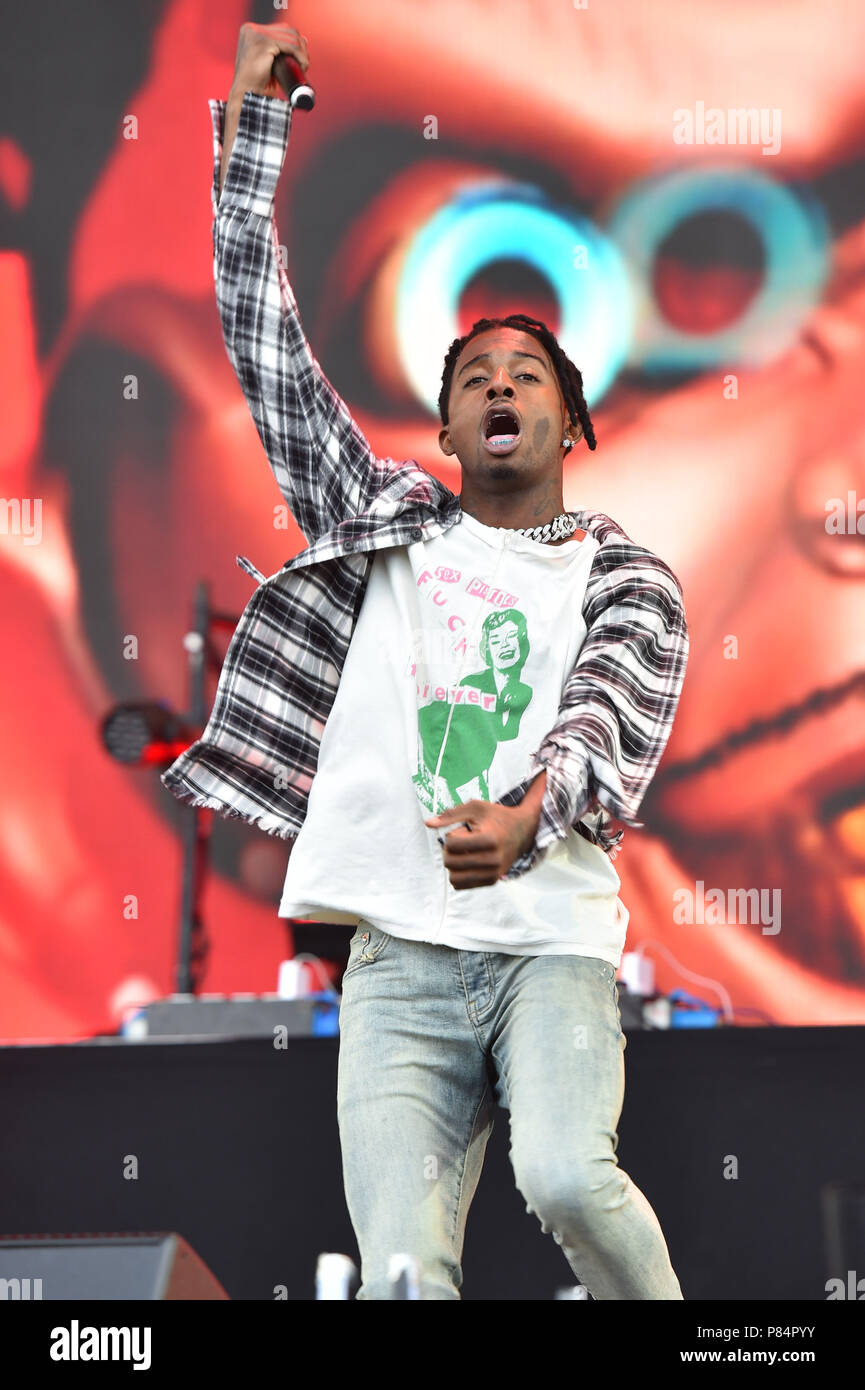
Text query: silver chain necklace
512 511 579 544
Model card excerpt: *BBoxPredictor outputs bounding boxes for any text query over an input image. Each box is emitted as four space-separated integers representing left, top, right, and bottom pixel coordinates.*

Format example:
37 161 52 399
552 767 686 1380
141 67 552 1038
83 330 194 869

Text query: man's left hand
423 799 536 889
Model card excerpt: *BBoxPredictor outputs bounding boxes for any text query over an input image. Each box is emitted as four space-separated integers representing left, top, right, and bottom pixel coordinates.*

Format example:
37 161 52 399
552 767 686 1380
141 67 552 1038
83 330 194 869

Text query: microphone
272 52 316 111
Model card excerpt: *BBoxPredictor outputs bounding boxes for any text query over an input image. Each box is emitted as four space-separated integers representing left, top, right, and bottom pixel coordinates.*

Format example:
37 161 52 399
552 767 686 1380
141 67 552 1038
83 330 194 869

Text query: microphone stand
175 581 212 995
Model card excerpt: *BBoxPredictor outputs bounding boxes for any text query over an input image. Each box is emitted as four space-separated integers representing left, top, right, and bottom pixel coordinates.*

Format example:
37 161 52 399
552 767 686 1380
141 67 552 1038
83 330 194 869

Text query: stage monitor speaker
0 1232 228 1300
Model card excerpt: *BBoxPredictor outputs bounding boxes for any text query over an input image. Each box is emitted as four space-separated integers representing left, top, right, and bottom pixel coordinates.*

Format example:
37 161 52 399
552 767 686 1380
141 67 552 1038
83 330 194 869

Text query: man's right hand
228 20 310 103
220 22 310 197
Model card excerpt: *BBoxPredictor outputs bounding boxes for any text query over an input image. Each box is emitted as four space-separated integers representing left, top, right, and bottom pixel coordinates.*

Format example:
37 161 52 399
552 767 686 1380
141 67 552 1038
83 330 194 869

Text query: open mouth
642 673 865 981
481 404 522 456
645 668 865 850
655 669 865 791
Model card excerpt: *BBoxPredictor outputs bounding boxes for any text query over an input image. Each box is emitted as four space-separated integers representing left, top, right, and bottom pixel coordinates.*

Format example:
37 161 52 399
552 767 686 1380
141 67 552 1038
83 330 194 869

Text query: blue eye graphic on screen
395 182 634 413
606 164 831 373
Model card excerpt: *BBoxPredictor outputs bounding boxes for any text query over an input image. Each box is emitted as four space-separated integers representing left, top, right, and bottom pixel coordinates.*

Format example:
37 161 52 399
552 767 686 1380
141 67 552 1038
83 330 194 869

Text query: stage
1 1024 861 1300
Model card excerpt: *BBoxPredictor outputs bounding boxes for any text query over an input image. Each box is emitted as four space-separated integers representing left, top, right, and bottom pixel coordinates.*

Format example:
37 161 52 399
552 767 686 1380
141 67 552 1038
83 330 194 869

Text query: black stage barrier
0 1027 862 1300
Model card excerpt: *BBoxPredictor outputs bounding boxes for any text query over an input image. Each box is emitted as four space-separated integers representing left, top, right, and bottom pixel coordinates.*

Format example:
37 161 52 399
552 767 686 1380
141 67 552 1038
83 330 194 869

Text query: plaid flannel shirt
160 92 690 879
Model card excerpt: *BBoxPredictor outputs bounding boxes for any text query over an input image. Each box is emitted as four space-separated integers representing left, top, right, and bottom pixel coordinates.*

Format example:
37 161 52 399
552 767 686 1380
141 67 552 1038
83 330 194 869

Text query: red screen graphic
1 0 864 1037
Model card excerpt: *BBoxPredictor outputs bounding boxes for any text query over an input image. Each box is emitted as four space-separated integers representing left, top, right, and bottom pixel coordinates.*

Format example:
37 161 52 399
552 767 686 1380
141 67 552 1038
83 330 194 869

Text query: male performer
162 20 690 1300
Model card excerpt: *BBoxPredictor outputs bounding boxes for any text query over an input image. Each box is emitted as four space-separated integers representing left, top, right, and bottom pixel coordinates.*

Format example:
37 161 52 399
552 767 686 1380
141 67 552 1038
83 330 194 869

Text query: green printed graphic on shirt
412 608 533 814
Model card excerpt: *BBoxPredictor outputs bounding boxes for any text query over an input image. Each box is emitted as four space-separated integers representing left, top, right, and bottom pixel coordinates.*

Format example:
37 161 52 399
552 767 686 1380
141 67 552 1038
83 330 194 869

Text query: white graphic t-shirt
278 510 629 965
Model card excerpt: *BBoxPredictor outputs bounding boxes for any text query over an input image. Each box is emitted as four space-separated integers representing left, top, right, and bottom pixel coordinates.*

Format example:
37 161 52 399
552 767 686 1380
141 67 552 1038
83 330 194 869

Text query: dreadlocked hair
437 313 597 451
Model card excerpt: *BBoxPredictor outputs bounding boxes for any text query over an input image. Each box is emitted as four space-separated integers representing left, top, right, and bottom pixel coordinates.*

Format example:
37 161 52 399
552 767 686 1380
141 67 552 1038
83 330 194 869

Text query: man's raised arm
211 22 399 544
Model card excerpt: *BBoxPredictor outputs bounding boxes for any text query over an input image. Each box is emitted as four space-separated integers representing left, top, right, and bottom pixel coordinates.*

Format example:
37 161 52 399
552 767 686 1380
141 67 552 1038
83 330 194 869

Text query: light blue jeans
336 922 684 1300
